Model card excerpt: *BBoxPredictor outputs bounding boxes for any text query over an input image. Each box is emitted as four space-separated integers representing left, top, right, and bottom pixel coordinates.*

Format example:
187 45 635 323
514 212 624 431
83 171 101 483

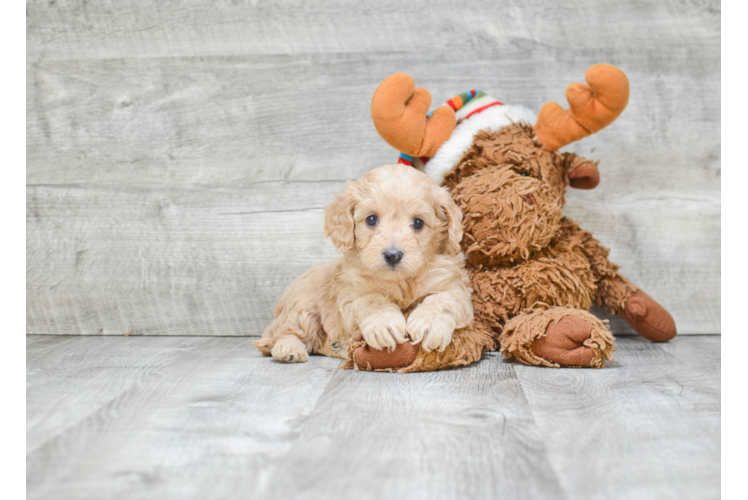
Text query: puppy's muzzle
383 249 404 268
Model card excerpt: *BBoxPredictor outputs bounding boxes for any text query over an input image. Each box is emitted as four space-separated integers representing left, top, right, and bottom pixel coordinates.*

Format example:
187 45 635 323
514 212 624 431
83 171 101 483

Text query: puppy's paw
407 306 456 352
270 337 309 363
359 310 408 351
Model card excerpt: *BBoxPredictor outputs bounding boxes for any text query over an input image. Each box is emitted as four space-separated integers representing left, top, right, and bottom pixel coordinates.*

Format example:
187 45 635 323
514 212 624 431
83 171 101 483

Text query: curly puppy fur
254 164 474 363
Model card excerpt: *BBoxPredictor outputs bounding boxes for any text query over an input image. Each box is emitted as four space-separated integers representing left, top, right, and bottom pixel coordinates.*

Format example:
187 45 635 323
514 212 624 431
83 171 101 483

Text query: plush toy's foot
343 330 419 371
622 291 677 342
500 307 615 368
340 326 496 372
531 316 596 367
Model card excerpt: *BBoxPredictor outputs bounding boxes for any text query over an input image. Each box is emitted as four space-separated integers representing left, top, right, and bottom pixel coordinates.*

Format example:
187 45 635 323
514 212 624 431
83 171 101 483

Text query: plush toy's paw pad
353 331 419 371
531 315 596 367
271 337 309 363
623 291 677 342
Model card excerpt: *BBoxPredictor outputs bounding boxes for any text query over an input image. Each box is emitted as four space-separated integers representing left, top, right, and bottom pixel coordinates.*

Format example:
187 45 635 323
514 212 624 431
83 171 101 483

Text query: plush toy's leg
580 234 677 342
400 325 496 373
499 306 615 368
341 330 420 371
341 325 496 373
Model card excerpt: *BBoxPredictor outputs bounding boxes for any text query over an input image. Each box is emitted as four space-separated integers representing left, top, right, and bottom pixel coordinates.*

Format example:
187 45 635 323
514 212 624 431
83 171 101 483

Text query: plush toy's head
443 123 606 266
370 64 629 265
446 123 566 265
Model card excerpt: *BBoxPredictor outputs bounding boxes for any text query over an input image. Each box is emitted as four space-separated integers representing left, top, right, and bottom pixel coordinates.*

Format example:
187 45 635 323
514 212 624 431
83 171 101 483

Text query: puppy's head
324 164 462 280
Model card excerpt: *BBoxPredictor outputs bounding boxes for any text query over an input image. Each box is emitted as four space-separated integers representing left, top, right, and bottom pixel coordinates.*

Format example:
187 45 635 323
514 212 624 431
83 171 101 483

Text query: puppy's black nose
383 249 403 267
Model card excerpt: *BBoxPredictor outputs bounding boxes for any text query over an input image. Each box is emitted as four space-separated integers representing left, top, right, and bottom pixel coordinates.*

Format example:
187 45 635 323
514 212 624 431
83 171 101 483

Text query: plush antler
535 64 630 151
371 73 457 158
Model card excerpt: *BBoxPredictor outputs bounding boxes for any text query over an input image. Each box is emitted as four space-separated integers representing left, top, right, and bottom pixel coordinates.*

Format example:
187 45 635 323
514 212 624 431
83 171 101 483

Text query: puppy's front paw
407 307 456 352
271 337 309 363
359 310 408 351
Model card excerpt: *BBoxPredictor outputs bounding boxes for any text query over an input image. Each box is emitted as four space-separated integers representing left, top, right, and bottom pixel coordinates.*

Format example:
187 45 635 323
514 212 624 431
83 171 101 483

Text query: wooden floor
26 334 720 500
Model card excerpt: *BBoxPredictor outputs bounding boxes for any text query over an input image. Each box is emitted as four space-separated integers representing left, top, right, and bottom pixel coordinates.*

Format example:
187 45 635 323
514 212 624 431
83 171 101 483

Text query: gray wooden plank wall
26 0 721 336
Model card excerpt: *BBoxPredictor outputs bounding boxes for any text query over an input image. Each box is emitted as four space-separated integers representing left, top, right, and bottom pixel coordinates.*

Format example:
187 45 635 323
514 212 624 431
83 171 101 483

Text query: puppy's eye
366 215 378 227
412 218 424 230
517 172 529 177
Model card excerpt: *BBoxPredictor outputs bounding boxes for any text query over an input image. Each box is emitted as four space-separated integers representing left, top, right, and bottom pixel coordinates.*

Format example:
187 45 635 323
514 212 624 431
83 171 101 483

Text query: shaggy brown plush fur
468 218 638 333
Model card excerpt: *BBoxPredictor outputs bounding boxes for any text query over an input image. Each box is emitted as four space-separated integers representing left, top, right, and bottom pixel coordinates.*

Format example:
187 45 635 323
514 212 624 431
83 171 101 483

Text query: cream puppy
254 164 473 363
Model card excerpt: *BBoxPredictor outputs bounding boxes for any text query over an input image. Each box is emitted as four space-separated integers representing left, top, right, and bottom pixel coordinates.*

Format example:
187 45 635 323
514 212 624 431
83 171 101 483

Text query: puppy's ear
324 180 357 253
432 184 463 254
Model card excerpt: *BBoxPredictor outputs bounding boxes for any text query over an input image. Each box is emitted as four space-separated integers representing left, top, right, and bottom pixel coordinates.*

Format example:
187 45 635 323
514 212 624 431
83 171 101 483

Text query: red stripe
463 101 504 120
398 157 412 166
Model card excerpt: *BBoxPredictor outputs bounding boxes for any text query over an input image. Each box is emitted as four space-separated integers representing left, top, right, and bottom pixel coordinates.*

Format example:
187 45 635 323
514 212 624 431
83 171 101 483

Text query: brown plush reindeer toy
347 64 677 371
